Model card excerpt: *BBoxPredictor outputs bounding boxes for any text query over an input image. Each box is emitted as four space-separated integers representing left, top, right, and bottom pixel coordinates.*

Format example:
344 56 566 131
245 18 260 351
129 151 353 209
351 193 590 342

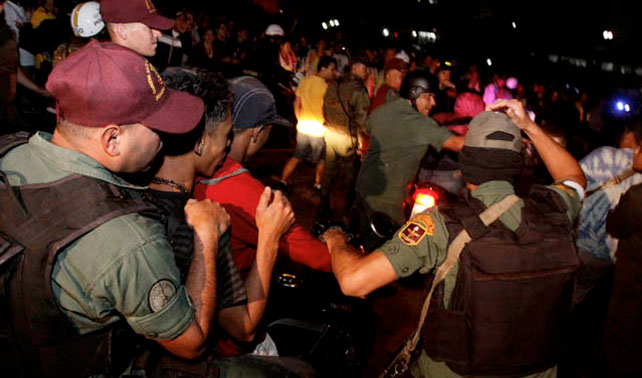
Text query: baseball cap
229 76 291 129
465 111 522 152
101 0 174 30
46 40 203 134
384 58 408 73
395 50 410 64
265 24 284 37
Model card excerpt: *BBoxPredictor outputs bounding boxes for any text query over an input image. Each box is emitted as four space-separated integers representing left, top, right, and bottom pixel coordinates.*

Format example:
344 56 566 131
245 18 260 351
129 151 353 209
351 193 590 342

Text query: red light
394 32 398 38
415 193 436 208
413 188 439 209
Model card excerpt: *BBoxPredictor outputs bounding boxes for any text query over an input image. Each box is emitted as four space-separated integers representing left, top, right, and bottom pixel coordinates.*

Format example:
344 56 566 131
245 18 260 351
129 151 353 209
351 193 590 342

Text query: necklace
151 177 190 194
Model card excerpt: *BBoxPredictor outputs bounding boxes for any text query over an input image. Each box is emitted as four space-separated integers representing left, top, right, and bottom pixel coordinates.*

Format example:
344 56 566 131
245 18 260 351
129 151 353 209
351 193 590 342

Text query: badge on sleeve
148 279 177 313
398 214 435 246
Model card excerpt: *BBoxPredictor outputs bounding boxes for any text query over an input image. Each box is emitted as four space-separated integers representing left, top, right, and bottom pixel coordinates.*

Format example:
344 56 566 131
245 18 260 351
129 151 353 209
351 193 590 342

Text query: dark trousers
318 127 359 223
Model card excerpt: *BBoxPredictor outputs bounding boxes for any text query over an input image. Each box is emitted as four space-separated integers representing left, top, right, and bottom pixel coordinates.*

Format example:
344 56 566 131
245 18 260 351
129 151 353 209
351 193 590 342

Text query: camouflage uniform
319 73 370 221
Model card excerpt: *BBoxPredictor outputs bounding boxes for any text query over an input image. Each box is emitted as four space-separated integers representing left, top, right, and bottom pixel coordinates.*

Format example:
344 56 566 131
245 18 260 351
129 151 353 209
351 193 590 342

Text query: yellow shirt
295 75 327 137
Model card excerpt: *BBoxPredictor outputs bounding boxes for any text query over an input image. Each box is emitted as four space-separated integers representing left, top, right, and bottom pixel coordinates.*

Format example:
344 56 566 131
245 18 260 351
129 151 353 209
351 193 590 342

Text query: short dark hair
160 68 233 155
624 119 642 144
162 68 233 134
317 55 337 72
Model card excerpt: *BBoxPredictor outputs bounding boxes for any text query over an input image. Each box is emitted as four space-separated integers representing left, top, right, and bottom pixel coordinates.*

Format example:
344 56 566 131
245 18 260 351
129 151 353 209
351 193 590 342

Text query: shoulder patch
398 214 434 246
554 183 576 197
148 279 177 313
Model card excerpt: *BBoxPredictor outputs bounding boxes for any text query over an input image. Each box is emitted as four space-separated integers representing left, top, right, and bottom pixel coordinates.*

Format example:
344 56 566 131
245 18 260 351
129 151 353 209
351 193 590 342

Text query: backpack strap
379 194 520 378
585 167 636 197
0 131 32 156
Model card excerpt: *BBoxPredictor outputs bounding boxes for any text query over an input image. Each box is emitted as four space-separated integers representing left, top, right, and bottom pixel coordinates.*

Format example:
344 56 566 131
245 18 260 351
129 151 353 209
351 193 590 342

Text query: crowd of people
1 0 641 377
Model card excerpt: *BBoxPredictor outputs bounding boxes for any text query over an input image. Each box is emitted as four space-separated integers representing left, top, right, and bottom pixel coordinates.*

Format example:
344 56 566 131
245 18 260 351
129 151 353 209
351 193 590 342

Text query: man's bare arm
323 229 397 297
218 188 295 342
490 99 586 188
442 135 465 152
157 199 229 359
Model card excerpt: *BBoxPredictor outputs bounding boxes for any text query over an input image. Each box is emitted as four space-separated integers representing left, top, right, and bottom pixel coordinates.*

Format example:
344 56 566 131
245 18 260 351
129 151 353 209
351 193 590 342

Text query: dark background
150 0 641 89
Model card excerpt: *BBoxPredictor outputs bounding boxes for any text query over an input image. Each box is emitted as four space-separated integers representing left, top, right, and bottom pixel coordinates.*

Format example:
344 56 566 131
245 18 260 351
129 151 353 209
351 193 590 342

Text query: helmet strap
411 98 419 112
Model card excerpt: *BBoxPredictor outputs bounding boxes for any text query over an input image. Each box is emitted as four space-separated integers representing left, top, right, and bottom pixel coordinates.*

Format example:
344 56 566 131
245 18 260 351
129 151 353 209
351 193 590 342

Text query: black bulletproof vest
423 186 579 376
0 132 160 377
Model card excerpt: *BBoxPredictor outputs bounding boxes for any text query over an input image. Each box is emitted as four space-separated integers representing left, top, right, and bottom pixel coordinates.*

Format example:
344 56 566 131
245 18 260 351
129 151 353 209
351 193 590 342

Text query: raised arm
490 99 586 188
218 187 295 342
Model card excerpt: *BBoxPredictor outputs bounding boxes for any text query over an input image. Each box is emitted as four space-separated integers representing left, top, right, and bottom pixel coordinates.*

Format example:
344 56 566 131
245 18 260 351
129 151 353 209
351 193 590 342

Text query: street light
603 30 614 40
322 22 328 30
383 28 390 37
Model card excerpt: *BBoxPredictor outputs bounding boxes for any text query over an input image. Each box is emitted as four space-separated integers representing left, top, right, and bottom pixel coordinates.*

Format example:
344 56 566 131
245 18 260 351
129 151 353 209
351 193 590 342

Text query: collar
30 132 147 190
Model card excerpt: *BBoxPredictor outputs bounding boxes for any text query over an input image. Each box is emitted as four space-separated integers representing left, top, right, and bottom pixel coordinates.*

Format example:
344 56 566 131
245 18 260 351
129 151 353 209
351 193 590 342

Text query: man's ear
251 127 262 143
114 23 129 41
101 124 122 157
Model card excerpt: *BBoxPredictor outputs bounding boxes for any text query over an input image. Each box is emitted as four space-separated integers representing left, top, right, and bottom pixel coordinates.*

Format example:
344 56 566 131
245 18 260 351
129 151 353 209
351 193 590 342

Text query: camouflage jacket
323 74 370 135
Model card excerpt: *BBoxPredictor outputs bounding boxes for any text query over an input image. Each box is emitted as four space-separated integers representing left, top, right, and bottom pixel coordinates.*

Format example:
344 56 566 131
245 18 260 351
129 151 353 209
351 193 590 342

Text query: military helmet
399 70 434 101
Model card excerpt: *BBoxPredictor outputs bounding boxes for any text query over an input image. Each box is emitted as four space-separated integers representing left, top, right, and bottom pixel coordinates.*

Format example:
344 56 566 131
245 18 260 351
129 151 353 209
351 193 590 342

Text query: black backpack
424 187 579 376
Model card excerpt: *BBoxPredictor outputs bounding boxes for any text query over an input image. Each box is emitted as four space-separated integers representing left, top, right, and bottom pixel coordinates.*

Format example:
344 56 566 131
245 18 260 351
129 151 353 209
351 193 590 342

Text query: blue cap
229 76 292 129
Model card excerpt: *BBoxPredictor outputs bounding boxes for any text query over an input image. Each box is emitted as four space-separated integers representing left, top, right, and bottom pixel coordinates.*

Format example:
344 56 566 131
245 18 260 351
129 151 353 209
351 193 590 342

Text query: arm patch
398 214 434 246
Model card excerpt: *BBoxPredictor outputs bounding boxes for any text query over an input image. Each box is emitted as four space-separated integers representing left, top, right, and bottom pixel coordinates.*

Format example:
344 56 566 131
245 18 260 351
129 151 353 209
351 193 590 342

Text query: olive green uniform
377 180 582 378
0 133 194 342
0 133 316 378
356 98 453 225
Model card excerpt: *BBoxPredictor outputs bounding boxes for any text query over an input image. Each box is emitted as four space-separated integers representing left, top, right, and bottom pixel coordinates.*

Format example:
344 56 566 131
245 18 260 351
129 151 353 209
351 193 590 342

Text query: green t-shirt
356 98 453 224
0 133 195 340
377 180 582 378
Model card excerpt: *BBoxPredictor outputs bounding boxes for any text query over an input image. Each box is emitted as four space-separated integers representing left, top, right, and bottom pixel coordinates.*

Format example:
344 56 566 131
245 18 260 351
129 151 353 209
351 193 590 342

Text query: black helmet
399 70 434 100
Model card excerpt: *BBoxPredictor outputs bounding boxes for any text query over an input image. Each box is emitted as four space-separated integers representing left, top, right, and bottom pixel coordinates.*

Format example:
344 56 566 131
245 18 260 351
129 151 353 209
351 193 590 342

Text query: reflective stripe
199 166 249 186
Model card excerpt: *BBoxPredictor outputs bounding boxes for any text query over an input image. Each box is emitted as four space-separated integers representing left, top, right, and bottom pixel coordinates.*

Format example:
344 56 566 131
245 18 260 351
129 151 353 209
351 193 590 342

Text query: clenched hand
255 187 295 239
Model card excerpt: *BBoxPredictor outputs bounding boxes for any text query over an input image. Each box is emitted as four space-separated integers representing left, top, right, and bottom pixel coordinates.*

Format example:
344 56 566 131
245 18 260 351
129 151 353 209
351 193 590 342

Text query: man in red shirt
369 58 407 114
193 76 332 354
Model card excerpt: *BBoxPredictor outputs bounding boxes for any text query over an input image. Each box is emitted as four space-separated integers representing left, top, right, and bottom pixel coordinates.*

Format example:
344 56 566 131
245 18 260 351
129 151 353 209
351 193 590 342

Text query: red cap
46 40 203 134
384 58 408 73
101 0 174 30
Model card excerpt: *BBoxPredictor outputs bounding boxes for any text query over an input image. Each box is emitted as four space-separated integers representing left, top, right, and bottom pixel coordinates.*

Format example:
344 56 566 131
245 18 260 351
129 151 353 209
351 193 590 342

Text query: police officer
323 99 586 378
0 41 226 376
355 70 464 247
318 52 370 222
102 0 173 57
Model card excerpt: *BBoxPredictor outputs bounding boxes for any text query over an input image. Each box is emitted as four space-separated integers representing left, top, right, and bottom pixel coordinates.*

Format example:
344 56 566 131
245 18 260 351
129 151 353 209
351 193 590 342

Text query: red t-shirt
194 158 332 355
194 158 332 278
369 83 392 114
